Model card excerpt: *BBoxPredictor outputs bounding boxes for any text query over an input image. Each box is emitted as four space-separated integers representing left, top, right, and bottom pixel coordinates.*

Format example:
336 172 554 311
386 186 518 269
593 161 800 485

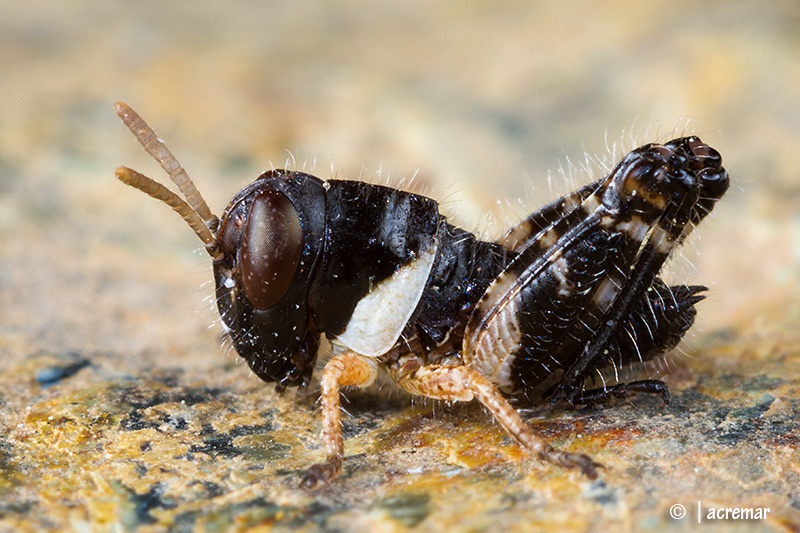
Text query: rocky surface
2 1 799 531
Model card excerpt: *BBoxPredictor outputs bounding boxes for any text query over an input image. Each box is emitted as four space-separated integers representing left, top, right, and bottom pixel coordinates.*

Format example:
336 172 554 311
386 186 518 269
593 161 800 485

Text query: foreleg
300 352 377 489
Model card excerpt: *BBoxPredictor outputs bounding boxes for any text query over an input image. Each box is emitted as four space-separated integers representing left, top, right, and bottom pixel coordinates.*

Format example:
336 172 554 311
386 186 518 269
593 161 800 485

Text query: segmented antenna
115 102 222 259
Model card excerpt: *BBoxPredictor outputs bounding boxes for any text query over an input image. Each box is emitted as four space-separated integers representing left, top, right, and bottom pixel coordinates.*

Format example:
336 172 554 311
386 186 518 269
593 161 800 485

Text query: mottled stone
2 0 800 531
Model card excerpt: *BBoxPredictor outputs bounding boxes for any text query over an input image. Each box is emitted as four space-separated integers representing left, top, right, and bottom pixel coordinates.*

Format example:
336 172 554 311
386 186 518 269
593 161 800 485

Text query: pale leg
301 352 377 489
392 362 600 478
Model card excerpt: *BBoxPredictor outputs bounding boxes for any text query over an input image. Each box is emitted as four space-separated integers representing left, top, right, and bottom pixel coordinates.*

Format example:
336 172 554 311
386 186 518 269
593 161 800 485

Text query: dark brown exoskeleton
115 102 728 488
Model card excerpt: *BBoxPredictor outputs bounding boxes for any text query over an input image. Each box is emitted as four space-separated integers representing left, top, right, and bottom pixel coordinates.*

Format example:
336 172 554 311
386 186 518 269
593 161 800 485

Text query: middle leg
390 359 600 478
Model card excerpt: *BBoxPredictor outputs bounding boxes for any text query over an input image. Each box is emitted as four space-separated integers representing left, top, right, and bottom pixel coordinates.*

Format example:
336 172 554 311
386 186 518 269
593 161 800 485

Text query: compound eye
240 189 302 309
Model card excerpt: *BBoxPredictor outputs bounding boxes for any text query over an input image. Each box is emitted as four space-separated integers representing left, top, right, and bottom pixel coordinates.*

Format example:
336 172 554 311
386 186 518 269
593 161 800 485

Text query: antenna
114 102 222 259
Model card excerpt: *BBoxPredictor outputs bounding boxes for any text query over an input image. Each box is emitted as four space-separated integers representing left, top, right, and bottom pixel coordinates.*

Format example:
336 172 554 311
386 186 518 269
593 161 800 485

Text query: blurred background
2 0 798 346
1 0 799 530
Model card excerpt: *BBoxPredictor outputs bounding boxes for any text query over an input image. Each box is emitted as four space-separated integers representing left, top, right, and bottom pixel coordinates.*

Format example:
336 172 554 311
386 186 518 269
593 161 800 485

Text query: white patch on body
335 239 438 357
611 216 650 243
593 275 622 314
549 255 575 298
650 223 678 254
